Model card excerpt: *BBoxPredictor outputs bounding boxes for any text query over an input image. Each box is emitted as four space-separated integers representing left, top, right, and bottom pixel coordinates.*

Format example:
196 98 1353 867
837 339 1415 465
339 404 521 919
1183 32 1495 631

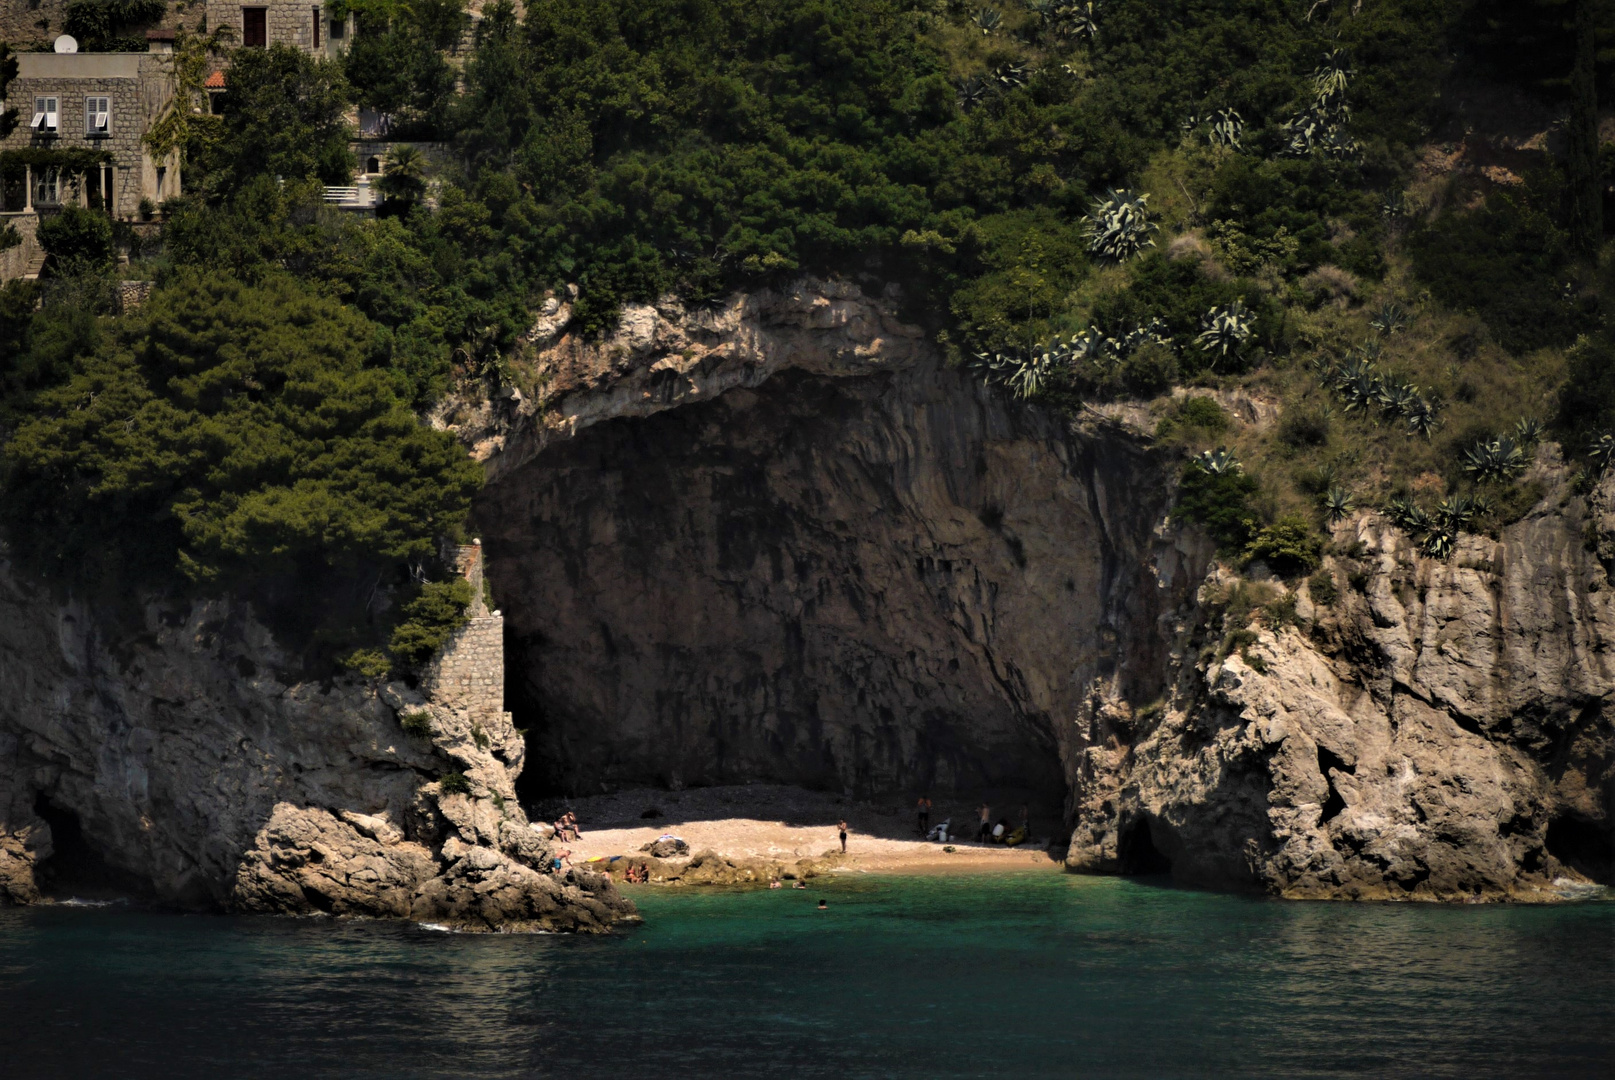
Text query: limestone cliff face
0 545 634 930
460 278 1613 900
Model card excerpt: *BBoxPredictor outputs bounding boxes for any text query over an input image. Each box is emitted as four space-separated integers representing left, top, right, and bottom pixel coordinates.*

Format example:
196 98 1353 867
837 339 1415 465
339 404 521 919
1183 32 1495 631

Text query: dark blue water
2 872 1611 1078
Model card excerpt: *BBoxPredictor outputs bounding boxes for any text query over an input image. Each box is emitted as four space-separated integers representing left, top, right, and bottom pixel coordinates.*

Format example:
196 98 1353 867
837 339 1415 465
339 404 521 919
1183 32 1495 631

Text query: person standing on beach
1020 804 1031 842
977 803 991 843
917 795 932 836
838 819 849 854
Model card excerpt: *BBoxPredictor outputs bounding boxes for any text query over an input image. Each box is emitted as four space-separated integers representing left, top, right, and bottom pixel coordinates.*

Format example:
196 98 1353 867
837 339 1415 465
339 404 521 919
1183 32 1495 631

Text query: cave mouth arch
1118 816 1173 876
1546 814 1613 884
480 363 1172 826
31 795 145 900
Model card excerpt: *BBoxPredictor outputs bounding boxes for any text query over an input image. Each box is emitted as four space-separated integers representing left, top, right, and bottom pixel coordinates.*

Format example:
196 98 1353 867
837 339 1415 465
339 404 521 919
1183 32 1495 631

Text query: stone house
0 34 188 280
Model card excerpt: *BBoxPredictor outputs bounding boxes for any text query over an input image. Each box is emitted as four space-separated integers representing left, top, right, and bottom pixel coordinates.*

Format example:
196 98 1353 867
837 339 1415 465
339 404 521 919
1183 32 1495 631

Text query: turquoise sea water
2 871 1611 1079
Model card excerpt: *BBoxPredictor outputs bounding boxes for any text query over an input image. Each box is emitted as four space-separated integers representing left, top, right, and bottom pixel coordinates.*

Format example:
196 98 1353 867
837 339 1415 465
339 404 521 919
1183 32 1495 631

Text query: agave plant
1421 528 1456 560
1370 300 1409 335
1005 350 1060 399
1046 0 1100 41
956 75 990 111
1321 485 1355 524
1381 191 1406 219
1405 395 1442 440
1355 338 1383 363
1461 436 1528 483
992 60 1030 89
974 6 1003 33
1332 354 1374 389
969 351 1014 386
1070 327 1121 366
1513 416 1545 446
1340 370 1381 413
1208 107 1244 149
1192 448 1242 475
1195 299 1253 362
1434 495 1481 533
1119 317 1173 355
1376 379 1418 418
1590 432 1615 473
1083 188 1158 261
1311 49 1352 114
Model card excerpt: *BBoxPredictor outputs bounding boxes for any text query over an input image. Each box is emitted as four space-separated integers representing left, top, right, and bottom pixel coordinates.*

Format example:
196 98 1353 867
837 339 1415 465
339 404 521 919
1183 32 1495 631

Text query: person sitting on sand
993 818 1009 843
838 819 849 854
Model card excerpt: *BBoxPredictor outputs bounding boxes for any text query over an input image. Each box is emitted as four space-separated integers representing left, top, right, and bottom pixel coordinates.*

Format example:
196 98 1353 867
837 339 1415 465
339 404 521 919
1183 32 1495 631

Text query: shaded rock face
478 362 1193 807
0 559 634 931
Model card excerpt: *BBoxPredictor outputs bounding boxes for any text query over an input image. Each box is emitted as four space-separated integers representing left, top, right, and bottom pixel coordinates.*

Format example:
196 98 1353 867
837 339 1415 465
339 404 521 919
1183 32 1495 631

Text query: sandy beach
537 784 1066 877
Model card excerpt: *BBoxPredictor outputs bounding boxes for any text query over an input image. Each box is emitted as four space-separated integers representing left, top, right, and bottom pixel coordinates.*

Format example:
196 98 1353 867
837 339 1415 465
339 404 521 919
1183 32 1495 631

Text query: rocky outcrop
1070 458 1615 899
0 545 635 931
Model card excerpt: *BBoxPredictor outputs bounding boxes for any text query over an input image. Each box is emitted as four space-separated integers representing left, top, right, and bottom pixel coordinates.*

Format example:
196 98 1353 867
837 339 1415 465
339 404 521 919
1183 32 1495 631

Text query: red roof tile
205 69 226 89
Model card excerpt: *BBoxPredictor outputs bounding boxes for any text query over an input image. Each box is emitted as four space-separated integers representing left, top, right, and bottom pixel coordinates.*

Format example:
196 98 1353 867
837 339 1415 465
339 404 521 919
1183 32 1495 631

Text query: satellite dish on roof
54 35 79 53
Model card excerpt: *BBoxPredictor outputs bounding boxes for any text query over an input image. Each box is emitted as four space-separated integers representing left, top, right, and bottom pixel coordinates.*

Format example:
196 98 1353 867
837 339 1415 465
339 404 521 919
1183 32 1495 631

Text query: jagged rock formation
1071 460 1615 900
460 277 1613 901
0 544 634 931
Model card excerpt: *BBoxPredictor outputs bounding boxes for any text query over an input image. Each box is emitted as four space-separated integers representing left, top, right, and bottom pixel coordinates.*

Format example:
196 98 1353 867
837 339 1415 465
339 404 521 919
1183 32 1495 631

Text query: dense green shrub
1175 465 1259 551
1307 569 1339 608
1244 516 1323 578
388 578 474 668
1408 183 1596 354
400 710 435 738
37 206 115 272
438 771 471 795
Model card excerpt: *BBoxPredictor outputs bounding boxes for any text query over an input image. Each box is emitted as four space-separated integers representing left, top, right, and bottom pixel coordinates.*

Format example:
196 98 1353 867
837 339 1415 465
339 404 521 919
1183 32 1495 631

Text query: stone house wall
206 1 351 57
0 0 70 48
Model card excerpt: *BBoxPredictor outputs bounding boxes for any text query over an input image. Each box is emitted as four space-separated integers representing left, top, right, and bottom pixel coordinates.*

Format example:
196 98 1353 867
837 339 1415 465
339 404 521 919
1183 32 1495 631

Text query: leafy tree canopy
0 273 483 588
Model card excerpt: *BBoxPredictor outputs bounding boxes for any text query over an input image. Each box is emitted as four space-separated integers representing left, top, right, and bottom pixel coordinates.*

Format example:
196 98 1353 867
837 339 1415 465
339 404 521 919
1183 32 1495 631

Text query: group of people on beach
915 795 1031 846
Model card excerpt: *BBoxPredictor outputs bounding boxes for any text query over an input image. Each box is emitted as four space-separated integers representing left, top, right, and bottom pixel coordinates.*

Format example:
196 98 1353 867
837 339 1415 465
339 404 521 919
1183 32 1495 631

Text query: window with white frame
31 97 59 134
85 96 111 136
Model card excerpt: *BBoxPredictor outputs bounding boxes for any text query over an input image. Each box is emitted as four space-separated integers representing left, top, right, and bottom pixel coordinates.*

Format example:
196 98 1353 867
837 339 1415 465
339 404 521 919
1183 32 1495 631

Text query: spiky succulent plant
1082 188 1158 261
1311 49 1352 113
1208 107 1243 149
1462 436 1528 483
1195 299 1253 362
1590 432 1615 473
991 60 1030 89
1321 486 1355 524
956 75 990 111
1370 300 1409 335
974 6 1003 33
1191 448 1242 475
1405 396 1442 439
1513 416 1545 446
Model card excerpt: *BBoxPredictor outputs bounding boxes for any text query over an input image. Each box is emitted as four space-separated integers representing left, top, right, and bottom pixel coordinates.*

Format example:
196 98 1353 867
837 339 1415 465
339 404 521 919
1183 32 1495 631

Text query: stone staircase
20 246 45 281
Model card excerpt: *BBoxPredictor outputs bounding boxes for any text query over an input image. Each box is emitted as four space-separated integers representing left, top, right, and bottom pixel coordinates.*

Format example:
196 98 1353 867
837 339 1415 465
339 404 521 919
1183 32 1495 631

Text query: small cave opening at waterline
31 795 145 900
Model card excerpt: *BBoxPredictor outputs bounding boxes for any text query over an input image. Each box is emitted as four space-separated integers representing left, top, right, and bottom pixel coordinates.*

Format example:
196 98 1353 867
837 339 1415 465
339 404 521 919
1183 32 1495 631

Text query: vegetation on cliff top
1 0 1614 641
